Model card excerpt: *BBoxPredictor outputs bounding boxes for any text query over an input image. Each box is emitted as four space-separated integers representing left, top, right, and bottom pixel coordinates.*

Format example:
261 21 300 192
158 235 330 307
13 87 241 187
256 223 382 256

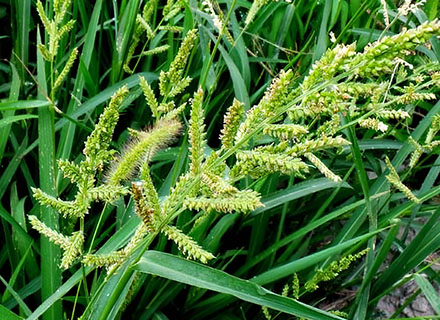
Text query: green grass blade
134 251 344 320
0 275 31 316
0 305 23 320
312 0 332 62
372 207 440 298
36 27 62 320
414 274 440 315
204 28 250 108
252 178 351 216
13 0 31 80
0 100 50 111
0 114 37 129
0 63 20 162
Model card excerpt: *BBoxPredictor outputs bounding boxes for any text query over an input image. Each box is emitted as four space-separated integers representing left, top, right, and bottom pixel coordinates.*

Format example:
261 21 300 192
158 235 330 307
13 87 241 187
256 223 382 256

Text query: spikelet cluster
123 0 187 74
36 0 75 62
385 157 420 203
215 20 440 191
107 118 182 185
305 249 369 292
29 216 83 269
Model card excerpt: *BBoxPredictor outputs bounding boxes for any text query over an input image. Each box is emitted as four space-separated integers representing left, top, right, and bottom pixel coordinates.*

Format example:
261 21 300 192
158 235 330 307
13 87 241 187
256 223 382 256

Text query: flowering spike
108 119 181 185
220 98 244 149
163 225 215 263
189 88 206 176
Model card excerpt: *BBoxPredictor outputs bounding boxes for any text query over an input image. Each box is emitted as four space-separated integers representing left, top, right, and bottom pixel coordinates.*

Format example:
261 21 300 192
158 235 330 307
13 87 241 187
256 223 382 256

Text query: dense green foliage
1 0 440 319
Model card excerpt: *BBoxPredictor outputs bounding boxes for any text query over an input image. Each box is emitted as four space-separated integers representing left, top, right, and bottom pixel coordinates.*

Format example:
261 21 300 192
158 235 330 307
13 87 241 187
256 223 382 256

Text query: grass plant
1 1 440 319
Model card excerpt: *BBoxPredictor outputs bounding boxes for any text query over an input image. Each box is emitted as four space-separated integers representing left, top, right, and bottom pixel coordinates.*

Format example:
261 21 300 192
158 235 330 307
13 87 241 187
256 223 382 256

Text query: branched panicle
355 20 440 76
220 99 244 149
84 86 129 169
302 44 356 90
36 0 75 62
163 225 215 263
108 119 182 185
189 88 206 176
236 70 293 144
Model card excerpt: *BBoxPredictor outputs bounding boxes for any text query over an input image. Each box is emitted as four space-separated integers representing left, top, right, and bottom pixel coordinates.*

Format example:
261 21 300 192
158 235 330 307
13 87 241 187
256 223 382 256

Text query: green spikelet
359 118 388 133
57 159 82 183
235 70 293 144
29 215 70 248
302 43 356 90
29 216 83 269
139 76 159 118
189 88 206 176
131 182 156 231
168 76 192 98
425 114 440 144
123 223 149 255
385 156 420 203
305 249 369 291
141 45 171 57
245 0 269 26
60 231 84 269
84 86 129 168
88 184 129 203
32 187 86 218
36 0 75 62
286 135 350 157
355 20 440 77
184 190 262 214
158 101 175 114
137 14 155 38
231 151 309 179
220 98 244 149
162 102 187 121
263 124 309 140
262 306 272 320
163 225 215 263
160 29 198 92
201 172 238 196
408 137 424 169
305 153 341 182
82 251 126 268
108 119 182 185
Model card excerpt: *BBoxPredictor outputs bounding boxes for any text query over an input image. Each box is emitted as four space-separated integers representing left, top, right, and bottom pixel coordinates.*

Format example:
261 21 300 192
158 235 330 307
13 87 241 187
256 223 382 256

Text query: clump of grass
2 1 440 320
